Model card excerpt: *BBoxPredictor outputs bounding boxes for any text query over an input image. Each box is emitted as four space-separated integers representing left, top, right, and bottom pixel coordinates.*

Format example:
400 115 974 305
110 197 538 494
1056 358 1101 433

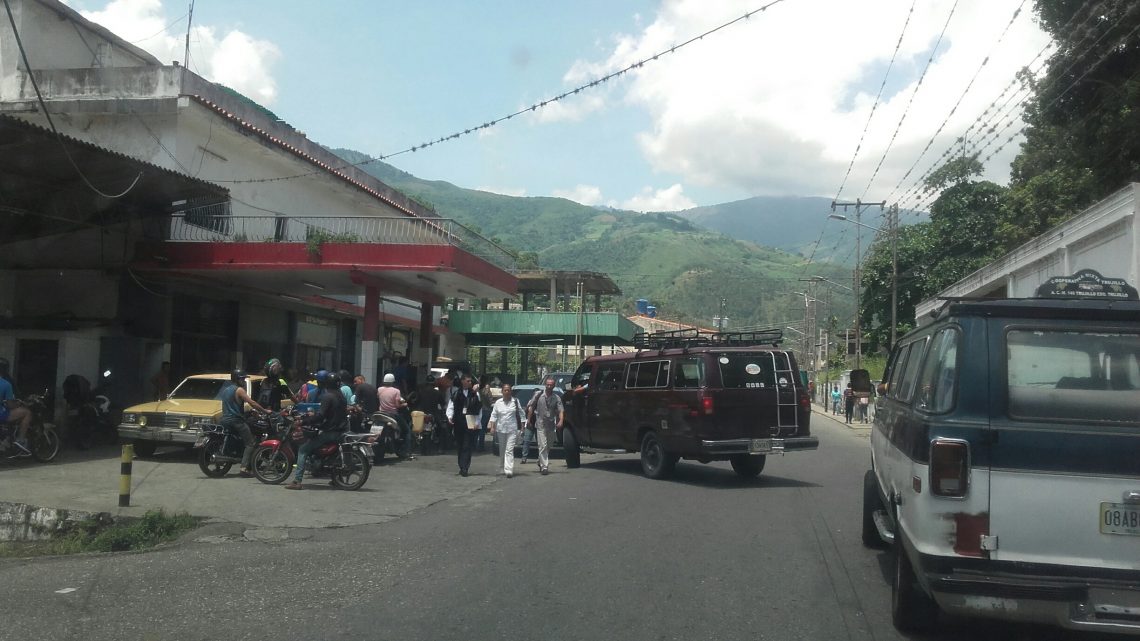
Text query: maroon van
562 330 818 479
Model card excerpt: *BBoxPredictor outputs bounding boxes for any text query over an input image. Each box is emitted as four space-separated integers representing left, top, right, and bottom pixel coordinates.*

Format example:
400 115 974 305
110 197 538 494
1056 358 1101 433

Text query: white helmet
383 373 396 383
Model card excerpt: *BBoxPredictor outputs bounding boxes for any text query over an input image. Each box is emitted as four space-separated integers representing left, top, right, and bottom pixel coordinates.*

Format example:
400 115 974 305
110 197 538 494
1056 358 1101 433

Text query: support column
361 286 380 384
594 293 601 311
550 277 557 312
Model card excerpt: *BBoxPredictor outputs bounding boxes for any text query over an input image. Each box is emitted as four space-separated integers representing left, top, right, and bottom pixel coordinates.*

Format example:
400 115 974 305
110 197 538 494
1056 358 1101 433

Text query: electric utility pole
830 199 885 370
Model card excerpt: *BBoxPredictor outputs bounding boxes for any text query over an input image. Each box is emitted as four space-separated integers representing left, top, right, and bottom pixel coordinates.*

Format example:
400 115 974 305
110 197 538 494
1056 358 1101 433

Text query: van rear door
712 351 797 438
988 324 1140 570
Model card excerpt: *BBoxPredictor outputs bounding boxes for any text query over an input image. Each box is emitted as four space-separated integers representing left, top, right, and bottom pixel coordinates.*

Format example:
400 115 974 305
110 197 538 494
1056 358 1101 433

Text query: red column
419 302 432 348
364 286 379 342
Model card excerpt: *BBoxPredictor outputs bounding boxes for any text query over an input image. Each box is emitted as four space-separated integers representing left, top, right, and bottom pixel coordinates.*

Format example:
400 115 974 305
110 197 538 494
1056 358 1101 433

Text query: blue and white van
864 270 1140 635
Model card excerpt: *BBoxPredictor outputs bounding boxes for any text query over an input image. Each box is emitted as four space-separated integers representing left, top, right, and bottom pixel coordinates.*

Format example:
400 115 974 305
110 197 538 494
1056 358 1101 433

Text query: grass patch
0 509 201 558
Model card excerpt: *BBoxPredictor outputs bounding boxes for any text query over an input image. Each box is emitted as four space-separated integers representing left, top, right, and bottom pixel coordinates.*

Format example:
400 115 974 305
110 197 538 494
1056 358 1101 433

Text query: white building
915 183 1140 323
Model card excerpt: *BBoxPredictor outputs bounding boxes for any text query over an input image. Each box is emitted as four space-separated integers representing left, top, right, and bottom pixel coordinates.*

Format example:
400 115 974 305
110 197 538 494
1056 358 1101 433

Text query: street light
828 210 899 357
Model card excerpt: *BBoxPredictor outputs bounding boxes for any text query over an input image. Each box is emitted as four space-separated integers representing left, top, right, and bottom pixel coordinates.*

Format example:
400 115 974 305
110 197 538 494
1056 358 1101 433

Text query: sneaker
285 482 303 490
238 469 254 478
521 458 528 464
541 467 549 475
506 471 513 478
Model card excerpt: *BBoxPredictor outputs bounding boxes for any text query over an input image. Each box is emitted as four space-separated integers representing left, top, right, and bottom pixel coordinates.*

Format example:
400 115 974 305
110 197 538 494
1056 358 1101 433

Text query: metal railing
167 210 516 269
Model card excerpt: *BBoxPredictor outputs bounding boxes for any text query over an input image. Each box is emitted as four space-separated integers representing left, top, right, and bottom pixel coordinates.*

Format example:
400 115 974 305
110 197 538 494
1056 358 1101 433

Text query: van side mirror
877 383 888 396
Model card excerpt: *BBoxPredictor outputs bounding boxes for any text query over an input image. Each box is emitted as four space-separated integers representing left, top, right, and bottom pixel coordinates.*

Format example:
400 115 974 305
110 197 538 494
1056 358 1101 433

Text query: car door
988 320 1140 570
586 362 627 449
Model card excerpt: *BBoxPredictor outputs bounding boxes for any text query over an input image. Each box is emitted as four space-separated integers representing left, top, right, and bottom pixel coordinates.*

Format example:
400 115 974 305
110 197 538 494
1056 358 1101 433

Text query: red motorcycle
250 413 372 490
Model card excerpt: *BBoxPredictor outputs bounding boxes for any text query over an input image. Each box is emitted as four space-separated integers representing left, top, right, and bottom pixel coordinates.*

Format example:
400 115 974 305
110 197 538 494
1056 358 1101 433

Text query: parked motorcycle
62 373 115 450
195 411 280 477
250 414 372 490
0 390 61 462
369 411 406 462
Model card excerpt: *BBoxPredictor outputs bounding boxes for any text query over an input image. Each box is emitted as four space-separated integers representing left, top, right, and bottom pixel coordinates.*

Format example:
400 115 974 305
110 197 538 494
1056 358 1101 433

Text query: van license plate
749 439 772 454
1100 503 1140 535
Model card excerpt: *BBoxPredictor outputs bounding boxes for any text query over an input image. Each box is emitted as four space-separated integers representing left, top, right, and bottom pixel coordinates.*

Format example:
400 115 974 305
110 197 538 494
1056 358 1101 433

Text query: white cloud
619 184 695 212
80 0 281 105
572 0 1051 199
552 184 604 206
475 186 527 197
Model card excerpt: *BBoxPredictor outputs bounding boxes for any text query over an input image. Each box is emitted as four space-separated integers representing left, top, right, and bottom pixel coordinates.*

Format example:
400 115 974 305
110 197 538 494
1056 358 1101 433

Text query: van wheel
863 470 887 548
562 428 581 468
132 441 157 457
639 432 677 480
729 454 765 478
892 535 938 632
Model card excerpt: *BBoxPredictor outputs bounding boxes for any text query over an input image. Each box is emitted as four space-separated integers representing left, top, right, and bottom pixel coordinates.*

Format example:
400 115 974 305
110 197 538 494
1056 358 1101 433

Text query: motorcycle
62 373 115 450
195 411 280 477
368 411 406 462
249 413 372 490
0 390 61 462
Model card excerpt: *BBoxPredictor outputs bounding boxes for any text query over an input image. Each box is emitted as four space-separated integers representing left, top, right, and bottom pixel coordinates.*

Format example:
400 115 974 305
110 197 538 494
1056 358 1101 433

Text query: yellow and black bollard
118 443 133 507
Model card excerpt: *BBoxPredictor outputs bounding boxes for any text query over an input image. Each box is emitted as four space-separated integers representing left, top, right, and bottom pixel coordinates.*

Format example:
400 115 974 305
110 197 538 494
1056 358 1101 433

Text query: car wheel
892 534 938 632
862 469 887 549
639 431 677 480
563 428 581 469
131 440 157 457
729 454 765 478
31 427 61 462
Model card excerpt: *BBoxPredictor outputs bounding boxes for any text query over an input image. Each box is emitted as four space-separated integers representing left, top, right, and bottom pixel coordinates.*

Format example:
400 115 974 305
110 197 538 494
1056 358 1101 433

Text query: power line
832 0 917 202
204 0 793 185
857 0 959 201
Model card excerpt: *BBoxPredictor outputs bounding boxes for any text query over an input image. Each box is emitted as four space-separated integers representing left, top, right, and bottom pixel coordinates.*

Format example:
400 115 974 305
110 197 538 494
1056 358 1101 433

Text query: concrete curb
0 501 115 542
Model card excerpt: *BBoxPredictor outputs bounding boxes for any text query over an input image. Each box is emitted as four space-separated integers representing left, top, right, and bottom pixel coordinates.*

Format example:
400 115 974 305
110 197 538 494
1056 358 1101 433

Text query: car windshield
717 352 791 389
1007 329 1140 424
169 378 227 400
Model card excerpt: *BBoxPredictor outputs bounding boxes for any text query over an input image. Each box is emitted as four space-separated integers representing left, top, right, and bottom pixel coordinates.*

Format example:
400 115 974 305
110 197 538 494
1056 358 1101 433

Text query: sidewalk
812 401 873 430
0 444 520 530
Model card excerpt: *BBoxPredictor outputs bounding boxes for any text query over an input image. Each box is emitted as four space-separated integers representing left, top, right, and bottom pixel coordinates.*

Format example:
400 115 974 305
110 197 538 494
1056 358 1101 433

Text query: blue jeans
293 431 342 482
519 427 535 459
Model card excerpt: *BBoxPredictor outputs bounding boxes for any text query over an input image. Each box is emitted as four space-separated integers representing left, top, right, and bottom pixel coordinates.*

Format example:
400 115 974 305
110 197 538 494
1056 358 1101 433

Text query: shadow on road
579 456 820 489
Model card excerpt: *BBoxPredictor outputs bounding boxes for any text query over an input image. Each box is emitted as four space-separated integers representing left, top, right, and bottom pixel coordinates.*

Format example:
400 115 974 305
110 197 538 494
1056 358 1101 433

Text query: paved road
0 410 1116 641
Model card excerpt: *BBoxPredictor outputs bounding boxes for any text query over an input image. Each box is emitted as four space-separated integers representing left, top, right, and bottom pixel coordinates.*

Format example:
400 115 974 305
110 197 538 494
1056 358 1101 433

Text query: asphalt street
0 409 1119 641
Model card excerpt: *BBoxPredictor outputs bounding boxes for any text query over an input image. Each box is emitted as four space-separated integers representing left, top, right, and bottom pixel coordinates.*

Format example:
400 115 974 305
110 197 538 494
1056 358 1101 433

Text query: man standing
446 374 480 476
353 375 378 415
487 382 524 478
526 377 564 475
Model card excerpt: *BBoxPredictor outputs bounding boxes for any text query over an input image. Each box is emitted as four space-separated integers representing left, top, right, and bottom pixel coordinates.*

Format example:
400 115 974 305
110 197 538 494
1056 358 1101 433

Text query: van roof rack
632 328 784 350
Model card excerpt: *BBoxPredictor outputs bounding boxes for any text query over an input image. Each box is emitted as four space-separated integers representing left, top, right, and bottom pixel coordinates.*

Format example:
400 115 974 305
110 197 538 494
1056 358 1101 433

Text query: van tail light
698 391 714 415
930 439 970 498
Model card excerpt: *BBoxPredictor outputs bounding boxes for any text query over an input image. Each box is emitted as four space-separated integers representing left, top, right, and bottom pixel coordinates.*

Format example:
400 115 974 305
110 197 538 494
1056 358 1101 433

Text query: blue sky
71 0 1050 212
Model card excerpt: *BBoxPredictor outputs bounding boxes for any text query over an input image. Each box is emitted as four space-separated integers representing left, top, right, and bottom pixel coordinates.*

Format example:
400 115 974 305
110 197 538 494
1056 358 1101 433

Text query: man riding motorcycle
218 369 270 477
259 358 295 411
285 371 347 490
0 359 31 453
378 372 414 462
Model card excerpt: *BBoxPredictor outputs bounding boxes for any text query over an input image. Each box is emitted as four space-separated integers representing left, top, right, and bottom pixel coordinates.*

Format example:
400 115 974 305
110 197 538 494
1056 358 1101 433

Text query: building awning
447 310 639 346
514 270 622 295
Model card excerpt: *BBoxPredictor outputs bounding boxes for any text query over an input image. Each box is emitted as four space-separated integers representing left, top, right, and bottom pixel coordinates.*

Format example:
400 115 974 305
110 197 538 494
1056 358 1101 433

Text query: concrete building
0 0 516 411
915 183 1140 323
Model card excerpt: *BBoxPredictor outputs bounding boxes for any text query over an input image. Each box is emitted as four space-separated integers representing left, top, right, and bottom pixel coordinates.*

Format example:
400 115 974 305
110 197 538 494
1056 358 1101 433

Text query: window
895 338 927 402
718 352 777 389
914 328 959 413
1007 330 1140 424
570 364 592 390
627 360 667 389
596 364 626 391
673 358 704 388
885 343 911 399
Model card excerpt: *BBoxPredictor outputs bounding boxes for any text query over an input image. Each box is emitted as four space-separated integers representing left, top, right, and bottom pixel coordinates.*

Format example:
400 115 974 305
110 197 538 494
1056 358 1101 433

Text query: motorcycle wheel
330 450 370 491
31 427 61 462
198 439 232 478
251 446 292 484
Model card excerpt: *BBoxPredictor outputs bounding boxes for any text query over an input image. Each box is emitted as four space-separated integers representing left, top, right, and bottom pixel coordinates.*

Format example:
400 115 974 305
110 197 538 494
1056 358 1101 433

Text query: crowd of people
247 358 566 487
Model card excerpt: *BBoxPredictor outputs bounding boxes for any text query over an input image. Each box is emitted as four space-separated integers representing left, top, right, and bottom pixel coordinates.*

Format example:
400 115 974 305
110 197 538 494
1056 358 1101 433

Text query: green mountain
672 196 837 257
334 149 852 328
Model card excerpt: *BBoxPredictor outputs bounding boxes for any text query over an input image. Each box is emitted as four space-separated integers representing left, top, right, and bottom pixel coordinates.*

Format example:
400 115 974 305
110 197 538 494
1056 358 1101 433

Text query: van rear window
1007 330 1140 424
717 352 789 389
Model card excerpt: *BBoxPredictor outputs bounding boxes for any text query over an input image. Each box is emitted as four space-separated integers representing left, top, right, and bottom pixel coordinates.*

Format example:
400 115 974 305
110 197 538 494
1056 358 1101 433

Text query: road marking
55 588 78 594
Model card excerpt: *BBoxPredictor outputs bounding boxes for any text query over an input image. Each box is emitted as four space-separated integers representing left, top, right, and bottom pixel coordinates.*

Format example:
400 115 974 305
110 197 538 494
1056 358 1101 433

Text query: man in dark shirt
286 372 347 490
353 375 378 415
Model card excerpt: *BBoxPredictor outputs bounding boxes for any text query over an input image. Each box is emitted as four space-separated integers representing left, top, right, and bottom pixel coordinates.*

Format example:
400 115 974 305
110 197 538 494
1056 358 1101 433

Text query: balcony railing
167 210 516 269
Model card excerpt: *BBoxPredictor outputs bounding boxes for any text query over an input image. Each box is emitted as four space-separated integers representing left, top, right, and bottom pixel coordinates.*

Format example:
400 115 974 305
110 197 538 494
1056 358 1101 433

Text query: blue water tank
636 299 649 315
647 306 657 318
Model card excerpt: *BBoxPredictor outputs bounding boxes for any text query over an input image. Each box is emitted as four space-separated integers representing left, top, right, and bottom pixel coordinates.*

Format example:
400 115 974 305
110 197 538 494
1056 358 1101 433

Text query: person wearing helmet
286 369 348 490
299 370 326 404
258 358 294 411
378 372 413 461
338 369 354 405
216 369 270 477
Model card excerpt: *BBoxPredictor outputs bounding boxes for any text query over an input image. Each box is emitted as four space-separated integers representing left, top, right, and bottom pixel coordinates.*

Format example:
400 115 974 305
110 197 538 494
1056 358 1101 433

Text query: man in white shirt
487 382 525 478
526 377 564 475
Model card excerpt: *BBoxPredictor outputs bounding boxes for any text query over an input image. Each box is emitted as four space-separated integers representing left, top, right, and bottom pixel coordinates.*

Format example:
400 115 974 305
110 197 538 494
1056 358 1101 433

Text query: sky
65 0 1052 215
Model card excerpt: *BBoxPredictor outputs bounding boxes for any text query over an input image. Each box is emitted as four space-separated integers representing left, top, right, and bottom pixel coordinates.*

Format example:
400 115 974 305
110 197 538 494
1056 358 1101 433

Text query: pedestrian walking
830 385 841 415
477 375 493 452
859 394 870 423
446 374 481 476
843 383 855 424
525 377 564 475
487 382 525 478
